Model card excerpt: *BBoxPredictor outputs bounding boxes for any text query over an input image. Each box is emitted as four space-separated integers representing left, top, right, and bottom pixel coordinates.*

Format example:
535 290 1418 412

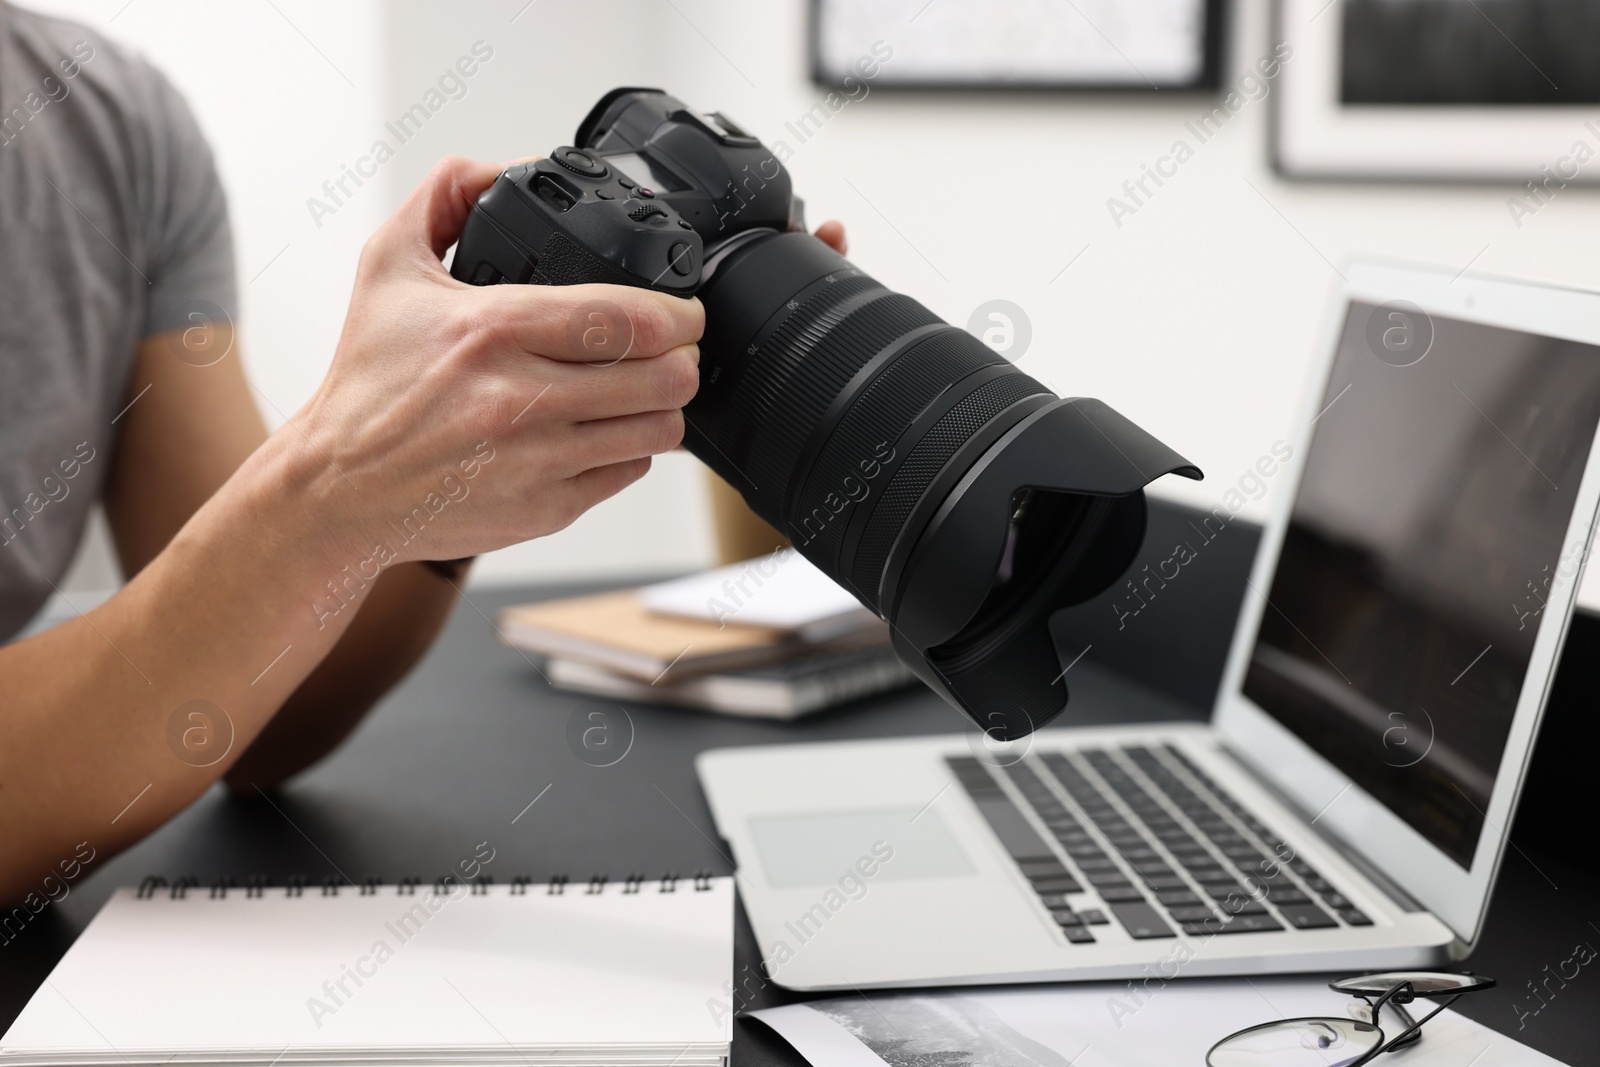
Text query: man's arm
0 158 704 905
102 321 460 791
102 218 849 791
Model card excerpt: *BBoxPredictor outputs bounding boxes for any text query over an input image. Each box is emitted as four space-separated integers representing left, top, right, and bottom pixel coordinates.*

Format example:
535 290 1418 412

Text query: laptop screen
1241 300 1600 868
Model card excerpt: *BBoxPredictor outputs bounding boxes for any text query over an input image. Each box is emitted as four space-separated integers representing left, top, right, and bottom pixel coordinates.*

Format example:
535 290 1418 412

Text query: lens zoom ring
850 370 1050 608
790 329 1003 570
726 287 943 518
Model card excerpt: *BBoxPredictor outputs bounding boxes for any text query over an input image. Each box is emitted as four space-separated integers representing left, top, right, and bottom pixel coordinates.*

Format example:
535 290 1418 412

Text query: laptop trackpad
748 809 976 888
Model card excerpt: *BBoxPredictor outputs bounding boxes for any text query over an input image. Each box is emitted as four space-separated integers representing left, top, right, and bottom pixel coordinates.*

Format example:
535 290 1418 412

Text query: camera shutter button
668 242 694 276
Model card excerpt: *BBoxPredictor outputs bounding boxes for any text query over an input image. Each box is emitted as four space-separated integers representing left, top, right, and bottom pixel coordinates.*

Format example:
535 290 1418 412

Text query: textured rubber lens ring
787 327 1001 576
850 370 1051 611
717 282 941 520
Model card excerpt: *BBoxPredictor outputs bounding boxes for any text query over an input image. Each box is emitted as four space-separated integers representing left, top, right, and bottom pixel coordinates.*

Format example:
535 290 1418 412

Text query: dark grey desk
3 564 1596 1064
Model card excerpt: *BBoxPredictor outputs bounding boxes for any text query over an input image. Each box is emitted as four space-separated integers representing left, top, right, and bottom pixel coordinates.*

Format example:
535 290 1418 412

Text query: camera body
453 89 1201 740
450 89 798 294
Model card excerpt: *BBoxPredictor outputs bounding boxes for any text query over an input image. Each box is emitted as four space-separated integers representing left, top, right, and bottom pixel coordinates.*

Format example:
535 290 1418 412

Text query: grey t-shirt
0 2 236 640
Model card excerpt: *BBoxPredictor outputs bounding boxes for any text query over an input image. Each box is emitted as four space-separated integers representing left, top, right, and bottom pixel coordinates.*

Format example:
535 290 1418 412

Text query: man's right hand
294 155 705 568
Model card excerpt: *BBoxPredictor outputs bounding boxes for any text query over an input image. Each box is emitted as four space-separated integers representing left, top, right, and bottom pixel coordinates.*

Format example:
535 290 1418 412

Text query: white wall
34 0 387 591
378 0 1600 606
46 0 1600 604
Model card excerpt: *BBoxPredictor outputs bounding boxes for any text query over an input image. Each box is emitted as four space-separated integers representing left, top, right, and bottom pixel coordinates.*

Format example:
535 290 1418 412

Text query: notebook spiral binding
135 869 719 899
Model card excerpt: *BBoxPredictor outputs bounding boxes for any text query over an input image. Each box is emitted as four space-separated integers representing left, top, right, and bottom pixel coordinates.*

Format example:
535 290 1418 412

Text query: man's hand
0 157 710 904
814 219 848 256
294 157 704 567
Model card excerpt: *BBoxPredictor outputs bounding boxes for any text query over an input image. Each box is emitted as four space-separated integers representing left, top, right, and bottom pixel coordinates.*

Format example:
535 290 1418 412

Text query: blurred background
29 0 1600 605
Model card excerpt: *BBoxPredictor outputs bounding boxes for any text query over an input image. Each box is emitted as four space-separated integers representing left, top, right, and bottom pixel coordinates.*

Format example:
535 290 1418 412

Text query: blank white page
1 878 732 1060
640 553 867 632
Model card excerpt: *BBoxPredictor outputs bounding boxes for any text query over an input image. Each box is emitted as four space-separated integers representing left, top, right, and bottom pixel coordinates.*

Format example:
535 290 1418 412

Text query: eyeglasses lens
1207 1017 1383 1067
1328 971 1490 997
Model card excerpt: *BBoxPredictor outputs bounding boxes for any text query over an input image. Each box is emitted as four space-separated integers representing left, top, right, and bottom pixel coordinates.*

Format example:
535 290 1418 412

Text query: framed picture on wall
811 0 1226 92
1273 0 1600 182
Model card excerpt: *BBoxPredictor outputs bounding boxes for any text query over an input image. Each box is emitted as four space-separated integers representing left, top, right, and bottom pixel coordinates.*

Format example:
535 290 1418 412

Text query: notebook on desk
0 872 733 1067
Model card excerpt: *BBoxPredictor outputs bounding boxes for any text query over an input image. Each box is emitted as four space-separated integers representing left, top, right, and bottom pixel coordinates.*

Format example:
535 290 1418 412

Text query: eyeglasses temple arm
1379 993 1462 1054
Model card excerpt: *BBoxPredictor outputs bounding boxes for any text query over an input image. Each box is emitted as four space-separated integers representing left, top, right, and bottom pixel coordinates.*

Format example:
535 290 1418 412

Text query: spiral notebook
0 872 733 1067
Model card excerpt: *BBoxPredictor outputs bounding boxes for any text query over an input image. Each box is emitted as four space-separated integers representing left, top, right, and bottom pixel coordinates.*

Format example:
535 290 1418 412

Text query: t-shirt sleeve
137 63 237 339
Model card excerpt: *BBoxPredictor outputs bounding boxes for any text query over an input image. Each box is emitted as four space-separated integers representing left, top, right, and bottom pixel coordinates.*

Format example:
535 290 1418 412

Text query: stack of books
497 552 916 718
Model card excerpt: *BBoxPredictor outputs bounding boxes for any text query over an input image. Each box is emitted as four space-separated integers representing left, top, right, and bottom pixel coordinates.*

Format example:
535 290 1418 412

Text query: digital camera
452 88 1201 740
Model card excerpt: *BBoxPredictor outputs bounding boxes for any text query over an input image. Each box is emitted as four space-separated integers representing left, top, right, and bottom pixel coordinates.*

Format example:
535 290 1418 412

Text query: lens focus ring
724 281 941 519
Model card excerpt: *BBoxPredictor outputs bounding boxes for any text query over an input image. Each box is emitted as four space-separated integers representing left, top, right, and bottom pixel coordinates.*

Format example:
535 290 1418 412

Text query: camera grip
528 231 647 289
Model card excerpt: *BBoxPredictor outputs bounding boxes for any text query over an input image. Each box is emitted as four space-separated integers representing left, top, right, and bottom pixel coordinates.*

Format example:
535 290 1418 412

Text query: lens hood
884 399 1201 740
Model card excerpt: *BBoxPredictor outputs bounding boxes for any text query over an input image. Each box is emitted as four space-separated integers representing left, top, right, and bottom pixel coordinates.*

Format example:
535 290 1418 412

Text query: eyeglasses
1206 971 1496 1066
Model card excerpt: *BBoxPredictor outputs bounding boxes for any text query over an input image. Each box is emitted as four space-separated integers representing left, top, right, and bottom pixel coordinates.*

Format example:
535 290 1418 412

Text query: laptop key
1167 904 1218 922
1062 925 1097 943
1019 860 1071 878
1259 888 1310 906
1143 876 1189 892
1110 903 1176 939
972 798 1056 862
1339 908 1373 926
1278 904 1338 929
1087 871 1132 888
1216 895 1268 915
1050 909 1084 926
1077 909 1109 925
1215 913 1284 934
1098 885 1149 903
1156 889 1204 907
1204 883 1251 901
1030 877 1083 894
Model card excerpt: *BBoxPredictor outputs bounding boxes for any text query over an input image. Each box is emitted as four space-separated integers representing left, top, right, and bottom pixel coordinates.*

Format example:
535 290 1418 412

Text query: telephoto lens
687 232 1200 739
450 88 1202 739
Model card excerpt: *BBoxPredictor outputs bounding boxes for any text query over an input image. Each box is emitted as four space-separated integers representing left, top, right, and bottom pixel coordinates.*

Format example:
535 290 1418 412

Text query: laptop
696 261 1600 990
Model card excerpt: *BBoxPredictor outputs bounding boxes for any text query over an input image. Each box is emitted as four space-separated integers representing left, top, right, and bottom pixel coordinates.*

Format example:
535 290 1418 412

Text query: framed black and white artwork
1274 0 1600 182
811 0 1226 92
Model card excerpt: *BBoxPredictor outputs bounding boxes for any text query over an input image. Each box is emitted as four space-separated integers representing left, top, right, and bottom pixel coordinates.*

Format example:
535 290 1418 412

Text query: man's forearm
0 431 373 904
222 561 462 792
0 155 711 907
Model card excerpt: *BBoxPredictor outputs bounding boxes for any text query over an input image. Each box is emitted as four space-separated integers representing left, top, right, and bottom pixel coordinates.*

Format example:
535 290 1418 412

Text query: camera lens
691 233 1041 607
688 232 1199 739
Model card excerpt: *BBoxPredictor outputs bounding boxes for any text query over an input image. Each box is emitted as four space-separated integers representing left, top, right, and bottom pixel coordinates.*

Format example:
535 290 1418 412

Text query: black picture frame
1271 0 1600 184
809 0 1227 93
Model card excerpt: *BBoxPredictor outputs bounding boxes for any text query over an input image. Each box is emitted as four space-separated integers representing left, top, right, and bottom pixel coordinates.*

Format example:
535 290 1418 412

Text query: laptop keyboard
947 744 1373 944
